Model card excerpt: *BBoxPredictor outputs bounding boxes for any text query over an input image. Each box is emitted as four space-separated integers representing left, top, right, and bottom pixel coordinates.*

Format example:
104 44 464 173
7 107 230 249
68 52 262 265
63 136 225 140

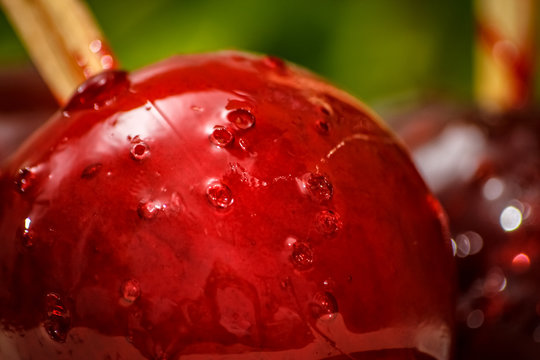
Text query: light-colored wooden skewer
474 0 535 113
0 0 117 105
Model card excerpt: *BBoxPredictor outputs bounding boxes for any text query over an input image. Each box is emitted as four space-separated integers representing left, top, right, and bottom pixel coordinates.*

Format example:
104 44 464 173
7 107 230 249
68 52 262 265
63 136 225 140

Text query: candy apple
398 107 540 359
0 51 454 359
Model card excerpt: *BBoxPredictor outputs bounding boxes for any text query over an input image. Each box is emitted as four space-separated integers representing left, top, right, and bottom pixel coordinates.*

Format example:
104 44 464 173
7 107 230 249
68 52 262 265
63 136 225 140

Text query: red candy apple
398 107 540 359
0 51 455 359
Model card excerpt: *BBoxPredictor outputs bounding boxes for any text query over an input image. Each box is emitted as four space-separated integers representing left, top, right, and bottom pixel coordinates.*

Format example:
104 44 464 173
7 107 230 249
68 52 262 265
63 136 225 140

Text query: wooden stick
1 0 117 105
474 0 535 113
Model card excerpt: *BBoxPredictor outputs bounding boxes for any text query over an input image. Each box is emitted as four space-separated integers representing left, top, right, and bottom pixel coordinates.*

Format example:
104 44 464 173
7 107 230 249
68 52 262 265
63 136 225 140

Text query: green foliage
0 0 480 103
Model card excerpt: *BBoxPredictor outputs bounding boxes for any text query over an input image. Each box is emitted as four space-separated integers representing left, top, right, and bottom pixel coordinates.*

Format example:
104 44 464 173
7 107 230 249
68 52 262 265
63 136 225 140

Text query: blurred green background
0 0 475 108
2 0 538 110
4 0 539 107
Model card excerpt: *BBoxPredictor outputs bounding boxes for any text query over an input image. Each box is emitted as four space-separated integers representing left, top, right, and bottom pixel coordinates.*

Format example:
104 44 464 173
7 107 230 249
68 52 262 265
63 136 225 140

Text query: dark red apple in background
395 105 540 359
0 51 455 359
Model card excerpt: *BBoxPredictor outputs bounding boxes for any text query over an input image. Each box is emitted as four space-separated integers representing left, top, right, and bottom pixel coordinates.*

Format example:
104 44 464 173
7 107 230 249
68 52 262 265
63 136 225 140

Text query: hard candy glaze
0 52 454 360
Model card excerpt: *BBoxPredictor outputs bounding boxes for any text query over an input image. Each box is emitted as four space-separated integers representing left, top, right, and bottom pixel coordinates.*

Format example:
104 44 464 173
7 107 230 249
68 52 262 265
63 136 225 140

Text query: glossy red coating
0 51 454 360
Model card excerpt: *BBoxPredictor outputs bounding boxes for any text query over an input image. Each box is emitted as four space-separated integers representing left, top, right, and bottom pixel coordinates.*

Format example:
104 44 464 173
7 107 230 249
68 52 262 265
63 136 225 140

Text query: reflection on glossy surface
20 217 34 248
499 205 523 232
397 106 540 359
0 52 453 359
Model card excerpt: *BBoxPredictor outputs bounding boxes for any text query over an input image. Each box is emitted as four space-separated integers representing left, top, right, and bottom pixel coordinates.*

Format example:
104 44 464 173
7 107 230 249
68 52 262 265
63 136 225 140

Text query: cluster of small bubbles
310 291 338 321
300 173 333 202
227 109 256 130
130 137 150 161
291 242 314 270
44 292 71 342
81 163 103 179
20 217 34 248
262 55 286 71
315 210 342 236
137 201 162 220
121 279 141 305
206 181 234 209
15 167 35 193
209 125 234 147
